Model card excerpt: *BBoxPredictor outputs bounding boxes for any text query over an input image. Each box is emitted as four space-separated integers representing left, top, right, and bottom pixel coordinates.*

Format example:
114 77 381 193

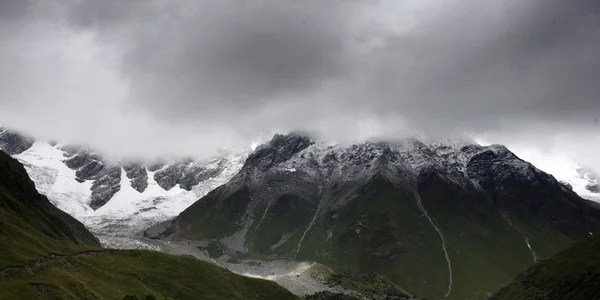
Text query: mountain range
147 133 600 299
0 127 248 242
3 128 600 299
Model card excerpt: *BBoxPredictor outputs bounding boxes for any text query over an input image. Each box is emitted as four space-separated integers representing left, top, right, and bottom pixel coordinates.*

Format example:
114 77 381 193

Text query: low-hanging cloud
0 0 598 166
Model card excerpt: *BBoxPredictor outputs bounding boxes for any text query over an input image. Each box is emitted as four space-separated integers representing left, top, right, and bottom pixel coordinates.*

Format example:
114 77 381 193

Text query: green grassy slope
292 175 450 299
170 172 576 300
492 231 600 300
149 138 600 299
0 151 100 269
0 151 297 300
416 173 572 300
0 249 298 300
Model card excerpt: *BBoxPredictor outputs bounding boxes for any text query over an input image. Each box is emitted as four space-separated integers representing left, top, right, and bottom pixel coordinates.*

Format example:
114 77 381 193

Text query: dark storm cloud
57 0 600 132
61 0 357 118
0 0 599 161
0 0 34 19
363 0 600 134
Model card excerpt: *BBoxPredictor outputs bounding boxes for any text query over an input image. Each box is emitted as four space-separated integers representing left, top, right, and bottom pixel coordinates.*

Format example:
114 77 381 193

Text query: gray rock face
0 127 248 213
124 164 148 193
153 164 183 191
89 166 122 210
152 158 230 191
162 133 600 248
0 128 34 155
63 149 123 210
155 133 600 300
147 161 166 172
245 133 313 171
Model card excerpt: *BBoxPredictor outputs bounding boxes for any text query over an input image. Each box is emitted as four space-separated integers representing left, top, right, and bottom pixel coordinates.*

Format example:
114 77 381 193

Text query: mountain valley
2 128 600 299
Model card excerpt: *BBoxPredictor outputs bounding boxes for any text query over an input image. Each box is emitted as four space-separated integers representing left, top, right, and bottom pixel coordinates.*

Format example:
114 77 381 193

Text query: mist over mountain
1 1 599 299
147 133 600 299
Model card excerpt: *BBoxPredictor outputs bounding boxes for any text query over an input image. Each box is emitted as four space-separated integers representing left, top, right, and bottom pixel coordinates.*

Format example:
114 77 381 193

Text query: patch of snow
12 141 248 237
294 187 332 258
512 148 600 202
414 190 453 300
498 210 537 263
14 142 95 221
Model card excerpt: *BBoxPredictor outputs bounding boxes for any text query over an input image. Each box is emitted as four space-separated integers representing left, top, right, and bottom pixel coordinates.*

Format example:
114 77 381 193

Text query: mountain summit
149 133 600 299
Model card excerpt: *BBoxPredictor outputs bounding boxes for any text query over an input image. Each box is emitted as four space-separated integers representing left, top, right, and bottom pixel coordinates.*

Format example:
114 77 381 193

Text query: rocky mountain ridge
150 133 600 300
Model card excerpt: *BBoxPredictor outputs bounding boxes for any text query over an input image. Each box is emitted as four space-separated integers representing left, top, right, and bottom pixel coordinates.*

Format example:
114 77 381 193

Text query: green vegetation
0 151 297 300
493 232 600 300
299 263 414 299
169 171 577 299
0 151 100 269
248 194 318 254
0 249 298 300
327 272 413 298
177 185 252 240
416 173 572 299
303 291 360 300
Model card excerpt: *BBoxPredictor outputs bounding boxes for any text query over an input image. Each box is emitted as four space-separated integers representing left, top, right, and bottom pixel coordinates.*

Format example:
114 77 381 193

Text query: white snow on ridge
14 142 95 219
12 141 248 236
509 147 600 202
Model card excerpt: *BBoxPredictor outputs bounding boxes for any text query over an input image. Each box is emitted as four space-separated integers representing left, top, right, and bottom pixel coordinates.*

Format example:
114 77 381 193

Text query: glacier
13 141 248 242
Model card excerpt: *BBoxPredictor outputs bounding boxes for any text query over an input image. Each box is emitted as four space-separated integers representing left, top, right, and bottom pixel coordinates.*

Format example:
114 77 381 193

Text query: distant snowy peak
577 166 600 191
0 128 250 235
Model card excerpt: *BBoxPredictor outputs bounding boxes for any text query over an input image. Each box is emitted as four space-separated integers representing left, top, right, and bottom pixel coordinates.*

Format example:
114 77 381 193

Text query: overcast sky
0 0 599 173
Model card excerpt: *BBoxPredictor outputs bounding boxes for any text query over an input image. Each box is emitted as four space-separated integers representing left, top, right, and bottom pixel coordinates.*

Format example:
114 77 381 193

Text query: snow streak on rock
248 201 272 248
498 210 538 263
414 190 453 300
294 187 332 258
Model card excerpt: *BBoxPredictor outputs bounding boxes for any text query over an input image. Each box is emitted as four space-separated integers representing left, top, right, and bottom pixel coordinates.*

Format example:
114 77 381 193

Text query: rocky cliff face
0 128 34 155
151 133 600 300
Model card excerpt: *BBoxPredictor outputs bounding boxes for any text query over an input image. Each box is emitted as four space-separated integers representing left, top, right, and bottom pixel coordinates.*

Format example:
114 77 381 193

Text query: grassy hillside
145 136 600 299
0 249 298 300
0 151 297 300
0 151 100 269
166 172 576 299
492 231 600 300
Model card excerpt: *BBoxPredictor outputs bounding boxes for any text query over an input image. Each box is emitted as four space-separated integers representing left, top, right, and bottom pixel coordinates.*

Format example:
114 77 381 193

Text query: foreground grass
0 249 298 300
493 231 600 300
173 172 575 299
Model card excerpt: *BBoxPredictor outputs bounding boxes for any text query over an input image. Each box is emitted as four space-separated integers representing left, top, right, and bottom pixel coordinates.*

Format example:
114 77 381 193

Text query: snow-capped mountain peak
0 129 249 237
